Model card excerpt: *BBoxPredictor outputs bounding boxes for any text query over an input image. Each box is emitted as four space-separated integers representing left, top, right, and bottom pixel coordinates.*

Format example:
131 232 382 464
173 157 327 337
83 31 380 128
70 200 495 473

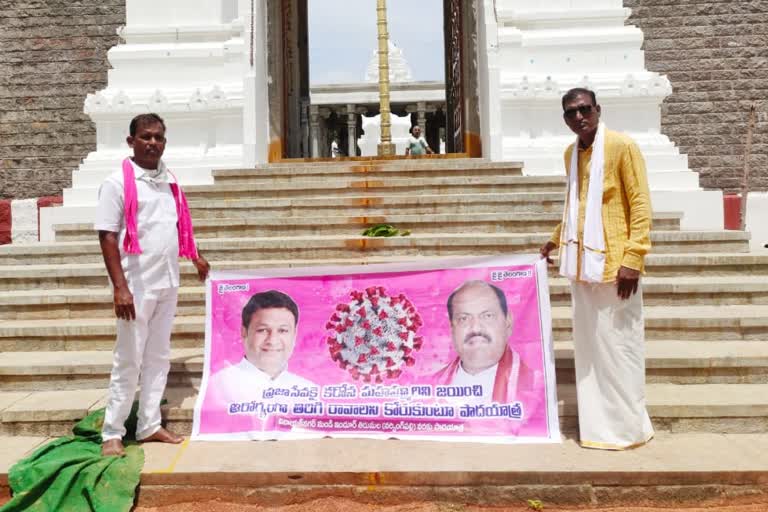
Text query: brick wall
0 0 124 200
627 0 768 193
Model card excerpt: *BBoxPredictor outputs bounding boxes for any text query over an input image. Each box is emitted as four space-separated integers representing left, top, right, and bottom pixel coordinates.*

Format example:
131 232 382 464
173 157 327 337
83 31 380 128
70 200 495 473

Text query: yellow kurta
550 129 652 282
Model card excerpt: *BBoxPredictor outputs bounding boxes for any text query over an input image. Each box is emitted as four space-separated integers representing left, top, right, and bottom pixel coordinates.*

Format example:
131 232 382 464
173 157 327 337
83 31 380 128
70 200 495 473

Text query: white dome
365 40 414 83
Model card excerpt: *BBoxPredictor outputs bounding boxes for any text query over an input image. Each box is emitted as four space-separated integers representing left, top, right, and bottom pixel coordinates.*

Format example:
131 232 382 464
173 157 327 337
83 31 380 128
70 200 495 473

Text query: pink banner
192 256 560 443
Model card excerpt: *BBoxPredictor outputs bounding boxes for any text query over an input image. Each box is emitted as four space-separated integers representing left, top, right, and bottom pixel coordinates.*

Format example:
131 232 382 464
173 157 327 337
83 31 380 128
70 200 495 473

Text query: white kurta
95 160 181 441
571 282 654 449
208 357 316 406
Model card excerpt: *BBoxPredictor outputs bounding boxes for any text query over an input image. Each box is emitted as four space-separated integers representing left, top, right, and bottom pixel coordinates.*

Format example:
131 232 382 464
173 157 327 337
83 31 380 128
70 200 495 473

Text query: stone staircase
1 158 767 507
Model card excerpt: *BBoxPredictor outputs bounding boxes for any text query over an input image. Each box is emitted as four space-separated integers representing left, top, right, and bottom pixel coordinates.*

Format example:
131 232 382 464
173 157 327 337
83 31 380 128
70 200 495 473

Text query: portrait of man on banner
432 280 541 405
207 290 316 407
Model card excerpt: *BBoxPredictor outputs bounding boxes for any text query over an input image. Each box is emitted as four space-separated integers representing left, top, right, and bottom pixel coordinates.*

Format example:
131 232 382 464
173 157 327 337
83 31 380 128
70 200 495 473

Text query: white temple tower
41 0 723 238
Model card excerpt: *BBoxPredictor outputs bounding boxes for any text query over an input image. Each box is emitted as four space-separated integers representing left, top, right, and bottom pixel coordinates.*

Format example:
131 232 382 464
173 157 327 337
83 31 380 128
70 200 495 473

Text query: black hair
241 290 299 328
561 88 597 110
129 113 166 137
446 280 508 320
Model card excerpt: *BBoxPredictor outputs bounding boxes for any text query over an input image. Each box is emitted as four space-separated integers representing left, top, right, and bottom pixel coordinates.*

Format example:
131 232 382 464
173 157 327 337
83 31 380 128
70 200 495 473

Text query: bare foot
139 427 184 444
102 439 125 457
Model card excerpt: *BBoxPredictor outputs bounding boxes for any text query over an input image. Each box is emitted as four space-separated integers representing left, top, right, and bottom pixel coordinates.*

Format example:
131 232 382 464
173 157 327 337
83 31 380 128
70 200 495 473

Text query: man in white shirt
432 280 538 404
96 113 210 457
208 290 315 407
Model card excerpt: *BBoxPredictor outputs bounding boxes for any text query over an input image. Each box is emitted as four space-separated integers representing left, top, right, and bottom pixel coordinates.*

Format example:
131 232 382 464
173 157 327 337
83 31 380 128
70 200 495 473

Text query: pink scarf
121 157 198 260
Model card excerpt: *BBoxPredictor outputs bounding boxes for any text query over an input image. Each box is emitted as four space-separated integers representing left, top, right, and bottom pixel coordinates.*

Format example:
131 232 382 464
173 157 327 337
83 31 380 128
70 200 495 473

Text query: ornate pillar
309 104 320 158
319 107 332 157
346 103 358 157
417 101 427 133
376 0 395 156
300 98 310 158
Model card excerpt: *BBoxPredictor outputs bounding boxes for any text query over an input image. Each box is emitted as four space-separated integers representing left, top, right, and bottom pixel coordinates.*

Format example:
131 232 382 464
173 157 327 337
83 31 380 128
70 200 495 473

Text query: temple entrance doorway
265 0 481 161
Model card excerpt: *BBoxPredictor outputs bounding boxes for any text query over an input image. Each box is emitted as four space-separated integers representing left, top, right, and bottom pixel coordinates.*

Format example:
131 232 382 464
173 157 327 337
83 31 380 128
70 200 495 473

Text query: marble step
0 231 751 265
52 211 683 241
3 432 767 509
2 305 768 351
1 382 766 437
3 276 768 321
182 176 567 201
2 253 768 292
186 192 571 218
0 340 765 392
212 161 525 182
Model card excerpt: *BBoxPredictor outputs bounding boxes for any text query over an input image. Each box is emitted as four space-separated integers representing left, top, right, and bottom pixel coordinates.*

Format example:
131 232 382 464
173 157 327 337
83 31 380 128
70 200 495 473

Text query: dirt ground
134 497 768 512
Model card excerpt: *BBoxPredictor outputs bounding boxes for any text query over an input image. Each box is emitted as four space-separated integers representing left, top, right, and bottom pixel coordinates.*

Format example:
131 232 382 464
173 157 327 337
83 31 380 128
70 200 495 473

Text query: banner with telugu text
192 255 560 443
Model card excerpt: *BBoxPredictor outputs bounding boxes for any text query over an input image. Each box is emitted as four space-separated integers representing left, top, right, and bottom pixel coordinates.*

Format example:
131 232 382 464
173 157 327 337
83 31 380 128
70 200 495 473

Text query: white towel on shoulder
559 123 606 283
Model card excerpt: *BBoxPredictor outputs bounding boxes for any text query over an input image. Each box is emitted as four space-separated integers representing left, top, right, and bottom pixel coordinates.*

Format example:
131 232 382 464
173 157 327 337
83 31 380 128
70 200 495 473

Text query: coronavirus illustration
326 286 423 383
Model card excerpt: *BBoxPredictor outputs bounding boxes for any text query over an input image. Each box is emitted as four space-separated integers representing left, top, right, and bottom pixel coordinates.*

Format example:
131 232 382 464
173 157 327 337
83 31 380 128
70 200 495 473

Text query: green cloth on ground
1 405 144 512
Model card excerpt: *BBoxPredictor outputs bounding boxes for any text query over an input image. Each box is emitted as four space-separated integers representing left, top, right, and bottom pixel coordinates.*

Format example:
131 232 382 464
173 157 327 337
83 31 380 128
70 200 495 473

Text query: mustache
463 331 492 344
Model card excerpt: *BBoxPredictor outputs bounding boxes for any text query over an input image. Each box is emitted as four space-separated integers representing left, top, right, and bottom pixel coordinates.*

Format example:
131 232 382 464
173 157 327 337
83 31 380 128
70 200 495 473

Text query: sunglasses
563 104 594 119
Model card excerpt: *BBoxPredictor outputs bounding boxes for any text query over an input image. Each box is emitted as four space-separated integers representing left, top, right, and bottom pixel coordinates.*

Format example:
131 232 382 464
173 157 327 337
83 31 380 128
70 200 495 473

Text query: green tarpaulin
1 405 143 512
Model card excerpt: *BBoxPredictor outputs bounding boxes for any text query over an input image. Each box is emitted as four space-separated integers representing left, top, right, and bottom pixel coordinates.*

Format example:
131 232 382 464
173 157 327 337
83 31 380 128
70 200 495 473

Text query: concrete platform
1 433 767 508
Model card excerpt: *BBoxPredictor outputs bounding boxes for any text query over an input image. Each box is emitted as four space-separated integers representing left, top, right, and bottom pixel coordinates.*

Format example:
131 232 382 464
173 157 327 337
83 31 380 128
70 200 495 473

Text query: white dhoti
570 281 654 450
102 286 178 441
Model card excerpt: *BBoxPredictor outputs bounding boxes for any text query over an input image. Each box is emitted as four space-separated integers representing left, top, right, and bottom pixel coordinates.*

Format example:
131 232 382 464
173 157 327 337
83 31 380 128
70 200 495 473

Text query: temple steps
0 382 766 437
3 276 768 321
2 305 768 352
0 157 765 497
0 340 766 393
2 254 768 292
52 212 683 241
0 231 751 266
184 192 572 218
182 175 567 200
211 160 525 181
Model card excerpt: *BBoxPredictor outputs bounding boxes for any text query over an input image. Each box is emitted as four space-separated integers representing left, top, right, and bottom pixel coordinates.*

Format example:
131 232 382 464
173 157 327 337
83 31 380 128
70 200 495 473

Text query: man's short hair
446 280 508 320
561 88 597 110
241 290 299 328
129 113 166 137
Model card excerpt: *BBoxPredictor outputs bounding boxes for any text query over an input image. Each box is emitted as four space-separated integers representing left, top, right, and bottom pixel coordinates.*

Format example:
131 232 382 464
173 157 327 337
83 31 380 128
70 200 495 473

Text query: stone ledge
1 341 766 377
0 434 767 508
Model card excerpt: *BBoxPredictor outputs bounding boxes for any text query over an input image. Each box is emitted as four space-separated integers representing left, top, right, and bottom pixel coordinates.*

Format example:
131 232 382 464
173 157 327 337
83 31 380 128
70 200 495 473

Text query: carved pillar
376 0 395 156
417 101 427 133
319 107 332 157
309 104 320 157
346 103 357 157
300 98 310 158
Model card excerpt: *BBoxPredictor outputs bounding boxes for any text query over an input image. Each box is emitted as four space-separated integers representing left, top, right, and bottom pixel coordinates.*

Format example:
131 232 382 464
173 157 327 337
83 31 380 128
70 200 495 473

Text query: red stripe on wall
0 200 11 245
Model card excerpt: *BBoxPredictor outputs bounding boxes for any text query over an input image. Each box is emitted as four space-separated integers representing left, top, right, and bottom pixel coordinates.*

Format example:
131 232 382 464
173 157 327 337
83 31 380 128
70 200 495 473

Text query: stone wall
0 0 124 200
627 0 768 193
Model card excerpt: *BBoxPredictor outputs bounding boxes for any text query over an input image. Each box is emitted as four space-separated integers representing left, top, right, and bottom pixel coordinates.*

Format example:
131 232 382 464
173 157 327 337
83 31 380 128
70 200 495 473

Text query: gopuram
41 0 728 236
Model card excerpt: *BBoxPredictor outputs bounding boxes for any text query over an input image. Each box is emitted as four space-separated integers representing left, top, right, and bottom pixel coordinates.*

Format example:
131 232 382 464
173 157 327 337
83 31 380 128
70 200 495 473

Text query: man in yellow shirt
540 88 654 450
